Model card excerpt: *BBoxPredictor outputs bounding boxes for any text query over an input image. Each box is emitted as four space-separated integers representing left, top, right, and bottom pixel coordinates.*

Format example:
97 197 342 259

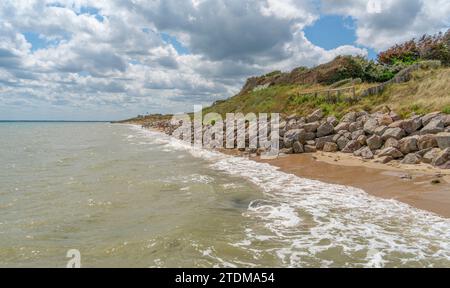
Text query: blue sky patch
160 32 190 55
23 31 67 52
305 15 377 59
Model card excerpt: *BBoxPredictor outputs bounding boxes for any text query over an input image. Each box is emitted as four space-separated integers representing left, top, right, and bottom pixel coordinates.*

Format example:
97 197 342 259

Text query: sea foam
130 125 450 267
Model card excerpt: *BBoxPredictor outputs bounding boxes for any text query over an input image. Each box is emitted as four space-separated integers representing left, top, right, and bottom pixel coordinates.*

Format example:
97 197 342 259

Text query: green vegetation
204 66 449 120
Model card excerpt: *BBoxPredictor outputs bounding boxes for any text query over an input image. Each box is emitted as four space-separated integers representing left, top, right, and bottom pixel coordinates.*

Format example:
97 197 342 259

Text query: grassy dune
204 67 450 119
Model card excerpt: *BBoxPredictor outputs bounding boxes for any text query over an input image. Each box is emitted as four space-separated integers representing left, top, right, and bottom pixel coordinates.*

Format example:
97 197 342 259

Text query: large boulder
306 109 324 123
422 148 441 164
316 122 334 137
390 117 422 134
293 141 304 154
342 140 362 153
327 116 338 126
381 127 406 141
379 147 403 159
335 122 350 132
363 118 378 135
304 145 317 153
349 121 363 132
316 135 335 150
401 153 421 164
283 129 306 148
355 146 374 159
420 118 444 134
383 138 399 149
351 129 365 140
418 134 438 150
280 148 294 155
367 135 383 150
305 132 316 141
374 125 388 136
435 132 450 149
398 136 419 154
336 136 350 151
378 114 393 126
444 115 450 127
421 112 442 127
341 112 357 123
323 142 338 152
432 148 450 167
357 135 367 146
303 121 320 133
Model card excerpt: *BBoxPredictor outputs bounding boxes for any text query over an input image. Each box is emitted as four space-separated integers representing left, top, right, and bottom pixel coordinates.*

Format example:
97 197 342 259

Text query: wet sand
254 152 450 218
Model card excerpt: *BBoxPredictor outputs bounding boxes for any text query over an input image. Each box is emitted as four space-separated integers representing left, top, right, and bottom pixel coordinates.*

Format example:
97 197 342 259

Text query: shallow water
0 123 449 267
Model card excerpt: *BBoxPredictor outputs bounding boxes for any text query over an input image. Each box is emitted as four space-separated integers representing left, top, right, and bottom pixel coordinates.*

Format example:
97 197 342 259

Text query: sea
0 122 449 267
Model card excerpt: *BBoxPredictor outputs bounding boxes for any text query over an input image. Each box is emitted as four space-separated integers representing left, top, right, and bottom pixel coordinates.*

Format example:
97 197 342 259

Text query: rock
305 132 316 141
374 125 388 136
356 111 369 117
383 138 399 149
327 116 338 126
378 114 393 126
381 127 406 141
303 121 320 133
367 135 383 150
391 117 422 134
315 135 335 150
306 109 324 123
421 112 442 126
422 148 441 164
377 156 394 164
323 142 338 152
293 141 304 154
432 148 450 167
435 132 450 149
304 145 317 153
398 136 419 154
359 147 374 159
389 112 401 122
341 112 357 123
415 148 433 158
349 121 363 132
421 118 444 134
286 114 297 121
280 148 294 155
444 115 450 127
351 129 365 140
418 134 438 150
363 118 379 135
379 147 403 159
335 122 350 132
342 140 362 153
316 122 334 137
336 136 350 151
306 140 316 146
283 129 305 148
401 153 421 164
357 135 367 146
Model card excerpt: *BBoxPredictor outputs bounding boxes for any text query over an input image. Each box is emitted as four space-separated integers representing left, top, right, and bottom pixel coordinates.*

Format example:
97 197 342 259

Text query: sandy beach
253 152 450 218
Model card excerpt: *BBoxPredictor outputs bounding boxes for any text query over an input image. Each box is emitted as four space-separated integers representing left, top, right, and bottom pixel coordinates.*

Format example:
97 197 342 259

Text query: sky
0 0 449 121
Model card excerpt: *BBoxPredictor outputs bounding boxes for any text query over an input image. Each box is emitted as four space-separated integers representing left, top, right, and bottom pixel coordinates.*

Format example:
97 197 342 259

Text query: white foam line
129 125 450 267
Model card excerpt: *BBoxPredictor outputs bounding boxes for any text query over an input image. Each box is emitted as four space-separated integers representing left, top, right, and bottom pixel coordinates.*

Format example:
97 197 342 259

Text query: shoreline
132 124 450 218
254 152 450 218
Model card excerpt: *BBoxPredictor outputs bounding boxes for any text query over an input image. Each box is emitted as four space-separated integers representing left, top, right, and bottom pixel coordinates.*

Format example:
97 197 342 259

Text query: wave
128 125 450 267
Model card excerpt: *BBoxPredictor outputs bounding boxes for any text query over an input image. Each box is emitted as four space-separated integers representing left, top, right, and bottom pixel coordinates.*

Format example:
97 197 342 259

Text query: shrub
378 29 450 66
443 106 450 115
